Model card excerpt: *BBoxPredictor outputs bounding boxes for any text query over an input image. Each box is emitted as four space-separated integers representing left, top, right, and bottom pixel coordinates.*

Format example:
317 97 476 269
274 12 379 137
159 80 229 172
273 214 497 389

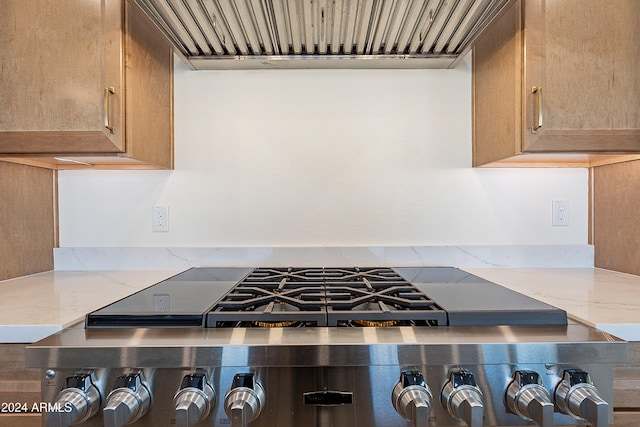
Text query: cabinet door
523 0 640 152
0 0 124 154
472 0 523 166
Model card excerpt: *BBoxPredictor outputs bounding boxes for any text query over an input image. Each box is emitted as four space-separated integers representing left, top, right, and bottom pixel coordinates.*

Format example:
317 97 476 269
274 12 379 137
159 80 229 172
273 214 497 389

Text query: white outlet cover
552 200 569 226
152 206 170 232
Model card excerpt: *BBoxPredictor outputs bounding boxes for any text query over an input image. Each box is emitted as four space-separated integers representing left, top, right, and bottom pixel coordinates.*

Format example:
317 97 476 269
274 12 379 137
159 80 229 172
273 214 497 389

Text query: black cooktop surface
86 267 567 328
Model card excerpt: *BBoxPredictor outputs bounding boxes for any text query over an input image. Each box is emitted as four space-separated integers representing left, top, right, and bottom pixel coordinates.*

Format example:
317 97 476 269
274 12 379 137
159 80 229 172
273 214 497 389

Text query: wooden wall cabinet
0 0 173 169
473 0 640 167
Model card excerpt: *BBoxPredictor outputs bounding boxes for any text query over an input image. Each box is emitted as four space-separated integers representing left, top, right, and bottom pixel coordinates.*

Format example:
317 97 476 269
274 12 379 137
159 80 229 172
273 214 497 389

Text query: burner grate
206 267 447 328
216 286 326 310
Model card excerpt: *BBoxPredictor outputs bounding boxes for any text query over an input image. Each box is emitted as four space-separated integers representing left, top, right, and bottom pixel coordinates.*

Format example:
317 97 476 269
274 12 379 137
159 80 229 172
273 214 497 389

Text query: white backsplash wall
58 55 588 248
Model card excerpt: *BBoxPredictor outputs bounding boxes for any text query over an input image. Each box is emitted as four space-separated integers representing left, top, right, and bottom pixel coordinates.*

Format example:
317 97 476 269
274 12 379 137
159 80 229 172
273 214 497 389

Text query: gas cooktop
86 267 567 328
31 268 623 427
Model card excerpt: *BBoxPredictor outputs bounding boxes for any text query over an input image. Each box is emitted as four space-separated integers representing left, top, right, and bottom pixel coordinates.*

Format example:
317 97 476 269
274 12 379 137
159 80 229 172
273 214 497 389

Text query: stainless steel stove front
40 364 616 427
28 324 627 427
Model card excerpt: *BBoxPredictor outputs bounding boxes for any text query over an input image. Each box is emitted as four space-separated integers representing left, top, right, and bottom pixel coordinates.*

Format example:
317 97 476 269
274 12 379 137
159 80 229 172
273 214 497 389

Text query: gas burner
252 302 302 328
252 320 300 328
352 320 399 327
206 267 447 328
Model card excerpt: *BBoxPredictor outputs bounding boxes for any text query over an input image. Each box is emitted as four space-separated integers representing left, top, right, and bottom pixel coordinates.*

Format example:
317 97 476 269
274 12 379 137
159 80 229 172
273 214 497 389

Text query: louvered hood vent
133 0 511 69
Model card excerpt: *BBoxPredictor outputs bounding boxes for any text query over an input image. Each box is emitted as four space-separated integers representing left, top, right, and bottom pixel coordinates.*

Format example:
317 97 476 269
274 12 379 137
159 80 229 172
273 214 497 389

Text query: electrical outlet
152 206 169 232
552 200 569 226
153 294 170 312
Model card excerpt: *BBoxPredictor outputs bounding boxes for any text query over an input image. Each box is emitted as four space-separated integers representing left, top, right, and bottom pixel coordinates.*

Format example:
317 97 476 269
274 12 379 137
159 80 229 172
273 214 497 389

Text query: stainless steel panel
434 0 475 53
341 0 359 54
216 0 251 54
286 0 303 54
444 0 491 53
27 323 627 368
271 0 291 54
188 54 458 69
407 0 437 54
133 0 511 69
168 0 214 55
252 0 276 54
393 0 424 55
233 0 263 54
37 362 618 426
151 0 201 55
201 0 239 54
29 321 626 426
185 0 225 54
329 0 343 55
419 0 456 53
317 0 329 54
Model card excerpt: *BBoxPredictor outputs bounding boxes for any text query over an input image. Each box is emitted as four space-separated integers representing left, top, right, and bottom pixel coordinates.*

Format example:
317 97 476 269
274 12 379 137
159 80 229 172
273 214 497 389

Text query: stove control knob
174 372 216 427
440 368 484 427
554 369 609 427
103 371 151 427
505 370 553 427
49 371 101 427
392 371 433 427
224 373 265 427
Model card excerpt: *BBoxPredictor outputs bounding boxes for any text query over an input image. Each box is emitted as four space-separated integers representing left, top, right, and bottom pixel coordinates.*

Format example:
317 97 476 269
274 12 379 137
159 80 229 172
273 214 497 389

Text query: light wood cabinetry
0 161 55 281
592 159 640 276
0 0 173 169
0 344 41 427
613 413 640 427
613 342 640 426
473 0 640 167
614 342 640 408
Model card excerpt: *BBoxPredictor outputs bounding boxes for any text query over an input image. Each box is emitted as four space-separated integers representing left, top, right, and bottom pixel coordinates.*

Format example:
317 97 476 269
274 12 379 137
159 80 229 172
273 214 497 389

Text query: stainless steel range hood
133 0 512 69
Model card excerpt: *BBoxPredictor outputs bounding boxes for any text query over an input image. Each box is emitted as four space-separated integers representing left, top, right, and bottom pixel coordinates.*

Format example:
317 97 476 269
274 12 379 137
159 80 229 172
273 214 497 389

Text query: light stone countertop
0 270 181 343
465 268 640 341
1 267 639 343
